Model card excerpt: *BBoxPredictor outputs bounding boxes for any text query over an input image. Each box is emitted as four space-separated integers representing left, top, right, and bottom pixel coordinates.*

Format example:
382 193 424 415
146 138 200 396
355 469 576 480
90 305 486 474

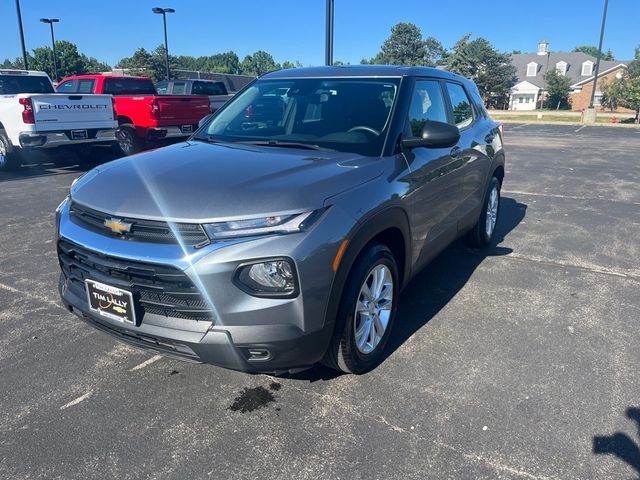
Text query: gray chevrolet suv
57 66 505 374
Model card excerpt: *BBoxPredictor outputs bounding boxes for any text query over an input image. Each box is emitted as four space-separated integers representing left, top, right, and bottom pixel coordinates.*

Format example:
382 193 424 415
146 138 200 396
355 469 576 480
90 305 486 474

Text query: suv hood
71 141 383 222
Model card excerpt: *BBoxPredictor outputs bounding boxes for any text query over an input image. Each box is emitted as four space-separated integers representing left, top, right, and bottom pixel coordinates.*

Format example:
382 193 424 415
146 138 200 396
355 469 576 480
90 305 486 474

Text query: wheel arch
323 206 412 331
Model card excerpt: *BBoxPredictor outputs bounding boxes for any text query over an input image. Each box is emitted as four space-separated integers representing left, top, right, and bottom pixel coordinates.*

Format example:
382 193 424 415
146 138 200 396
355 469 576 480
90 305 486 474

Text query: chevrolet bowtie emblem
104 218 132 235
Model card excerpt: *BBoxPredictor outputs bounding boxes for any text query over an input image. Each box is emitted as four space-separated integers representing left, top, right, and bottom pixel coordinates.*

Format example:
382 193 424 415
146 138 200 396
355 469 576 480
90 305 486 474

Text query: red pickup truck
56 75 210 155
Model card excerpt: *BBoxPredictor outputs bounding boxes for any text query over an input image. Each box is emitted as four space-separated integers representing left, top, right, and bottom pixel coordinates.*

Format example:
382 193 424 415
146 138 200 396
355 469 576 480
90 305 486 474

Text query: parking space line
501 189 640 207
129 355 163 371
574 125 586 133
500 252 639 282
0 281 64 308
60 390 93 410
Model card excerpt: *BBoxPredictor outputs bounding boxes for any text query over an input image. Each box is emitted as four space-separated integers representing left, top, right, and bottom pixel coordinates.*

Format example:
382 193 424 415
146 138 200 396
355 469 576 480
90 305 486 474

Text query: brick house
509 41 630 112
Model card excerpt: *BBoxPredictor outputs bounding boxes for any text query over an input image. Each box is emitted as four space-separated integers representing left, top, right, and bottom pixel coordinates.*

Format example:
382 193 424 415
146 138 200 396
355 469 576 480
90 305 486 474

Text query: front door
401 79 465 268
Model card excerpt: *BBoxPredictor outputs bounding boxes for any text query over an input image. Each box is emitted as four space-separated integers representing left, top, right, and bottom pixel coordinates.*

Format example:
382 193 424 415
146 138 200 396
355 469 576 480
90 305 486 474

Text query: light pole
152 7 175 80
325 0 334 66
14 0 28 69
40 18 60 82
585 0 609 123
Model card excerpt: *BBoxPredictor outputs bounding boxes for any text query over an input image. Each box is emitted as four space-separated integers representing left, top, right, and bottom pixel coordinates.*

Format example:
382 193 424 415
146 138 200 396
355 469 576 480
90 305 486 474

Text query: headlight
234 258 299 297
203 209 324 240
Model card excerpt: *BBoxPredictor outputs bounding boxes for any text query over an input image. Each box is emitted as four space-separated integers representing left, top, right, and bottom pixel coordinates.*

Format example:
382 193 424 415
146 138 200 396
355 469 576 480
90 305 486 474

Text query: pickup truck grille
69 201 209 247
58 239 214 322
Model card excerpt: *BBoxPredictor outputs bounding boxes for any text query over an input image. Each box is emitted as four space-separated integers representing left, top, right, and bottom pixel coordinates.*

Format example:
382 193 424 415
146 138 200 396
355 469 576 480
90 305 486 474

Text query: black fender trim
323 206 412 334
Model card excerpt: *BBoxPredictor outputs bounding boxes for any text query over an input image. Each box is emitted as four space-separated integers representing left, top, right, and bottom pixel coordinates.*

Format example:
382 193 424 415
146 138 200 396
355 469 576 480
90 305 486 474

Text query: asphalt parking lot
1 124 639 479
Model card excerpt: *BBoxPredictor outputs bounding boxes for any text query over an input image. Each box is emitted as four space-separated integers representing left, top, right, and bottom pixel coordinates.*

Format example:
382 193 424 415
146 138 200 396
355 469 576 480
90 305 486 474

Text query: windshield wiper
236 140 334 151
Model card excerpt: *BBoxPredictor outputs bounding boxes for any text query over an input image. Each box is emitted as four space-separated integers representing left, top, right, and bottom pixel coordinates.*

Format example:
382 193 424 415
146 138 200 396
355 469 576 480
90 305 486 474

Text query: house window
582 61 594 76
527 63 538 77
518 97 524 103
556 61 567 76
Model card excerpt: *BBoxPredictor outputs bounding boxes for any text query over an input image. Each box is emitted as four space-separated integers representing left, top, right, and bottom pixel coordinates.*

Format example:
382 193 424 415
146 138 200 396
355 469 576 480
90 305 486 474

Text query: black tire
115 124 141 156
0 129 22 172
465 176 501 248
323 243 399 374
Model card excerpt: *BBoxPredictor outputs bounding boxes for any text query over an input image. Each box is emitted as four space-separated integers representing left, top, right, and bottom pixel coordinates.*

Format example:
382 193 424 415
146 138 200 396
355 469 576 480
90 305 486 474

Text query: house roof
510 52 626 88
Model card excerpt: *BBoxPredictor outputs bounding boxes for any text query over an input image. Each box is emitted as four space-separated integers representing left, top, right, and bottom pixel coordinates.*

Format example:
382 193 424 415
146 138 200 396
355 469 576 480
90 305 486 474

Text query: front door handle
450 146 462 158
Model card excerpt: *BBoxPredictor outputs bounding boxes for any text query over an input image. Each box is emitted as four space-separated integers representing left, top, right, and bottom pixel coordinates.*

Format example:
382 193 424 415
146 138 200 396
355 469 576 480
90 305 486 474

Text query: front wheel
465 176 501 247
323 243 399 374
0 129 22 172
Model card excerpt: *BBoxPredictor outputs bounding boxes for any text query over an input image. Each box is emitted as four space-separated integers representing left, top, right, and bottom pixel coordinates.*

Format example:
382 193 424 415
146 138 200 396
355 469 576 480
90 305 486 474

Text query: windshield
194 77 401 156
0 75 54 94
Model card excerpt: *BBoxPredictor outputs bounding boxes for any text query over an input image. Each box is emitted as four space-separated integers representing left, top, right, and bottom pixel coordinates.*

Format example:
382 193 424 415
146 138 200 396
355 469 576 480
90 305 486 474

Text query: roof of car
262 65 466 82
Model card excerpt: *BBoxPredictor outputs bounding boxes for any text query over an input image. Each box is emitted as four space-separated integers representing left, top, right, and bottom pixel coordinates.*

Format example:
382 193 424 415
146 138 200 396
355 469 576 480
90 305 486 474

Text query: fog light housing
234 258 299 298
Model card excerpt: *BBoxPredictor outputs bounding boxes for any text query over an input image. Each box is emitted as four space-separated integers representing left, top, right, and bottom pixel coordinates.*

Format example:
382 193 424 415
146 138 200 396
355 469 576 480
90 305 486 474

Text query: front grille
69 201 209 247
58 239 214 322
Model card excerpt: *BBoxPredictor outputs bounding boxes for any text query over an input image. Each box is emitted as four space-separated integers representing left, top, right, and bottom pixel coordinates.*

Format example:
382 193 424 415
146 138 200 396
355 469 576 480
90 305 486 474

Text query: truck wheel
464 176 501 248
323 243 399 374
115 124 141 156
0 130 21 172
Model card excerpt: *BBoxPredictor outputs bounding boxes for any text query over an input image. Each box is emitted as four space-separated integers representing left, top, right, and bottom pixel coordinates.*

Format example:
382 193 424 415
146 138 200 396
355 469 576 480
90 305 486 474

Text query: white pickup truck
0 69 118 171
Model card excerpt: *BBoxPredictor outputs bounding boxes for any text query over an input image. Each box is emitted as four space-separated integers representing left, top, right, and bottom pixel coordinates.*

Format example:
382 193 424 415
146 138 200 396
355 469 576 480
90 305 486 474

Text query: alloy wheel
0 138 7 169
354 264 393 354
485 185 499 238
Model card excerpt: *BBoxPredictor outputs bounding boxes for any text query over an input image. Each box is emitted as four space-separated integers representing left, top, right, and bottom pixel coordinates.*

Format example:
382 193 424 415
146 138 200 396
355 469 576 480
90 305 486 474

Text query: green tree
445 33 474 77
544 69 572 110
281 60 303 70
6 41 110 81
115 46 176 81
603 57 640 122
446 35 516 107
378 22 426 65
424 36 448 66
573 45 615 60
240 51 279 76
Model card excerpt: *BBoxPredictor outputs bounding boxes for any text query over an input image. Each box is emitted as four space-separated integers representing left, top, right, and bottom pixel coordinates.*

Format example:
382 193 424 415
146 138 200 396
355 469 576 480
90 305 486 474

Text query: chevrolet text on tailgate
57 66 505 375
56 74 211 156
0 69 118 171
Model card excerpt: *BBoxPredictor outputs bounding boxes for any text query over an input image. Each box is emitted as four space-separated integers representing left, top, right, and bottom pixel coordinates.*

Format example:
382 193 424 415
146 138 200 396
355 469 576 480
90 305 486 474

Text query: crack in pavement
271 378 552 480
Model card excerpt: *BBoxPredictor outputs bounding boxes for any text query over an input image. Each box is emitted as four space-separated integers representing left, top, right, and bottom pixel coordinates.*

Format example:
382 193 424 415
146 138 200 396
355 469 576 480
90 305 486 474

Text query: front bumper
20 129 117 149
56 199 355 373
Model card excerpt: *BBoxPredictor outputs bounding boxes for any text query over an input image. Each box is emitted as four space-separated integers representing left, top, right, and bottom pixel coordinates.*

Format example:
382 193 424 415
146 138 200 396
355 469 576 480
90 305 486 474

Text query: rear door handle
450 146 462 158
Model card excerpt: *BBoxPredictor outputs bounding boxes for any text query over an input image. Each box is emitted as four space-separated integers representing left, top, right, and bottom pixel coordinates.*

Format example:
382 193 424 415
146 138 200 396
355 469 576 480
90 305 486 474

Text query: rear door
443 81 493 226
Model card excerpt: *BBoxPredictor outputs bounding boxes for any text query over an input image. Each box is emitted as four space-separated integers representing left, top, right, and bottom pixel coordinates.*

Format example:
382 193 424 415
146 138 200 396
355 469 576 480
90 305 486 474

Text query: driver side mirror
401 120 460 149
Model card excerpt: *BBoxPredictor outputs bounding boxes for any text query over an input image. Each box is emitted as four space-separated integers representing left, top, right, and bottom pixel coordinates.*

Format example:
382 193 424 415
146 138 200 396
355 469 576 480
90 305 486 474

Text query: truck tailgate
156 96 210 124
30 94 115 129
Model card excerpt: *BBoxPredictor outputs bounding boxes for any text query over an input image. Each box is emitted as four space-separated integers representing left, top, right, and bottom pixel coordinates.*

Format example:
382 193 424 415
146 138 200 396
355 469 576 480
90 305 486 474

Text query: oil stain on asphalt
228 382 281 413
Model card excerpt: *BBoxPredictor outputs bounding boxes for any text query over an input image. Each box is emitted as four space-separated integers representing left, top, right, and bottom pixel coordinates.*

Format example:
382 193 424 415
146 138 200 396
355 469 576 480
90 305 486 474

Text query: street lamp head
40 18 59 24
152 7 174 14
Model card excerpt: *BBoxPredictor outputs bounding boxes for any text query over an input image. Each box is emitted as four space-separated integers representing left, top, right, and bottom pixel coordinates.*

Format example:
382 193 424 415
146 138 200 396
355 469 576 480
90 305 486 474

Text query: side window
56 80 77 93
156 82 168 94
172 82 186 95
407 80 448 137
445 83 474 129
77 80 95 94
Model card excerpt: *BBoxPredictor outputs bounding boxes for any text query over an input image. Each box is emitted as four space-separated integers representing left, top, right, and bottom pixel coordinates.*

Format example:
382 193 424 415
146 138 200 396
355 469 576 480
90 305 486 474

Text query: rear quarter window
103 78 156 95
193 81 227 95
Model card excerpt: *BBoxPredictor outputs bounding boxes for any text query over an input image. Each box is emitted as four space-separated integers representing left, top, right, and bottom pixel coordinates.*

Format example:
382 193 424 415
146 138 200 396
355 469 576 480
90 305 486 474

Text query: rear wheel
0 129 21 172
115 124 141 156
323 243 399 374
465 176 501 247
